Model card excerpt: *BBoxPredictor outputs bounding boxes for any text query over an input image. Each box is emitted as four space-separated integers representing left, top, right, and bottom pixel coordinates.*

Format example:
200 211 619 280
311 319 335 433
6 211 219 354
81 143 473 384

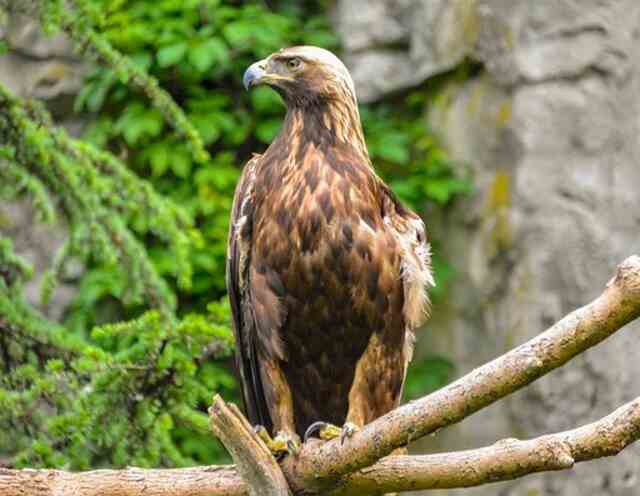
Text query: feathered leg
257 358 300 455
304 332 405 444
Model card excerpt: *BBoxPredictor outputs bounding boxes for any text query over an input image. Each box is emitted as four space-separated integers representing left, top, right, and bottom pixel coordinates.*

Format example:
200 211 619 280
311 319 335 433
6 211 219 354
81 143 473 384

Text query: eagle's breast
249 135 407 432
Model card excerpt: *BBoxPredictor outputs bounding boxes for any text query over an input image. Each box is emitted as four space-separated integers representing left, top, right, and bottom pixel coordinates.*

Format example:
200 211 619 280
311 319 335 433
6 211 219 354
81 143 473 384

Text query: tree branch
209 395 291 496
283 255 640 491
0 255 639 496
0 466 245 496
335 396 640 495
2 396 639 496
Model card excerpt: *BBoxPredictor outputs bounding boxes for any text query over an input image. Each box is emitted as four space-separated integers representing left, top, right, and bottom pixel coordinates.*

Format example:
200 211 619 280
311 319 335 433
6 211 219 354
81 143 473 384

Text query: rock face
0 15 85 100
339 1 640 495
335 0 478 103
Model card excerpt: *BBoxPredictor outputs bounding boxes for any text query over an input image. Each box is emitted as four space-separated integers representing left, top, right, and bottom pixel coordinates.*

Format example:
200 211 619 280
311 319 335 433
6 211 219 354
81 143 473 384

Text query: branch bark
1 255 639 496
334 396 640 495
2 395 640 496
208 395 291 496
0 466 245 496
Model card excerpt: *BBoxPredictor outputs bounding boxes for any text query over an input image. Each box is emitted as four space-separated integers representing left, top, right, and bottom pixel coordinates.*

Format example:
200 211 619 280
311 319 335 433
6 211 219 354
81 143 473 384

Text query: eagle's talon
254 426 299 456
304 421 328 443
340 422 359 445
273 431 299 456
304 421 359 444
286 438 298 455
253 425 271 445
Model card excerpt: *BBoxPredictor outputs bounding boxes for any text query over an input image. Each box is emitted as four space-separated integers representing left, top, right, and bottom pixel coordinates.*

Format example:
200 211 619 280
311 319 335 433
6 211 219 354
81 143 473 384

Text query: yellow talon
254 426 299 455
318 423 342 440
304 421 359 444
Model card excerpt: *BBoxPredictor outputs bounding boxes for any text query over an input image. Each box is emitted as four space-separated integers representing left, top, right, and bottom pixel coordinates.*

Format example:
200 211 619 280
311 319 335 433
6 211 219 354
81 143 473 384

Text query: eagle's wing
226 156 265 427
380 183 434 363
226 155 287 432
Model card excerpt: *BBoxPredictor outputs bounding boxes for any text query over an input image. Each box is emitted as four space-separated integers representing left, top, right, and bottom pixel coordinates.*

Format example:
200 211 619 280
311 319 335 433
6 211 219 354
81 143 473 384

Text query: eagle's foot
304 421 359 445
254 425 299 455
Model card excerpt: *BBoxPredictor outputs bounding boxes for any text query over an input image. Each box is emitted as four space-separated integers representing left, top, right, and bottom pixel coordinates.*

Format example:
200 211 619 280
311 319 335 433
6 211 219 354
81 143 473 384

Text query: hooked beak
243 60 267 90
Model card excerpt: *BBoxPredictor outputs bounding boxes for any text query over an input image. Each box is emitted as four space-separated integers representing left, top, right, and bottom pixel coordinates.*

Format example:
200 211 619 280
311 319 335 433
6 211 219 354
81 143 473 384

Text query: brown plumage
227 46 433 446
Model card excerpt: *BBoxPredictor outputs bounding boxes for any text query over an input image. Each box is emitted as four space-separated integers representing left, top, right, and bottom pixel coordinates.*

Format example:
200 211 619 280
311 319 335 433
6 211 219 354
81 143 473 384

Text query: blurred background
1 1 639 495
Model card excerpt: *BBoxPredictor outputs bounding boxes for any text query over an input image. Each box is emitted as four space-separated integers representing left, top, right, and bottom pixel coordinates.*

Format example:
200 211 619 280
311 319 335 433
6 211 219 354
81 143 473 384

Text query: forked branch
2 396 640 496
335 396 640 495
0 256 639 496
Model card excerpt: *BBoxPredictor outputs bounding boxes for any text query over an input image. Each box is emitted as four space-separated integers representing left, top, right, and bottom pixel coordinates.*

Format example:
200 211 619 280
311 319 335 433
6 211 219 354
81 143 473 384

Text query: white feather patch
397 217 434 329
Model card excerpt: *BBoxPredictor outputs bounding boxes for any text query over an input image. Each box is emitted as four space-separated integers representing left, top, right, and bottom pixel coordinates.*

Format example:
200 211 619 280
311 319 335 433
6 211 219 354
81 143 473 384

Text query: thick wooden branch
335 396 640 495
2 395 640 496
209 394 291 496
283 255 640 490
0 466 245 496
1 256 639 496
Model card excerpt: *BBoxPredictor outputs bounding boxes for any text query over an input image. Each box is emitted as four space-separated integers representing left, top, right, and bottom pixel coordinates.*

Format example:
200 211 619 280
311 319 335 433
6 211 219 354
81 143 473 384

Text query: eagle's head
243 46 357 108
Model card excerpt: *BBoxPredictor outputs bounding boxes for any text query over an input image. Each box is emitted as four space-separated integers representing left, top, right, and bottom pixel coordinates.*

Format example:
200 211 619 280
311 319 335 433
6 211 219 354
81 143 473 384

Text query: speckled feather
226 47 433 438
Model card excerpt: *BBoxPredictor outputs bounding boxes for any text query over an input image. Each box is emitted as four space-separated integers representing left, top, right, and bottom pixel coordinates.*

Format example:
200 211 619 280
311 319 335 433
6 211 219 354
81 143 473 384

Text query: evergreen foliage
0 0 467 470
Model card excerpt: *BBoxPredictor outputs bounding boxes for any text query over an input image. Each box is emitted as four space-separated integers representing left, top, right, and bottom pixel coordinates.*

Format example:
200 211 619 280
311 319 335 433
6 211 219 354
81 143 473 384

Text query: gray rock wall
338 1 640 495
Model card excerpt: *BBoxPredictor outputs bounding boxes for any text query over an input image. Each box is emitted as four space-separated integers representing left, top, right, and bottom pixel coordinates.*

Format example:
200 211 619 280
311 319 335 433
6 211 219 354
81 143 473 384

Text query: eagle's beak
243 60 267 90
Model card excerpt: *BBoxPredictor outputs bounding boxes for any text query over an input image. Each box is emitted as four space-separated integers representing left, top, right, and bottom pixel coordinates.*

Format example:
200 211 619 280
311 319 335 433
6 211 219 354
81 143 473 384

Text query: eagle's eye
286 58 302 71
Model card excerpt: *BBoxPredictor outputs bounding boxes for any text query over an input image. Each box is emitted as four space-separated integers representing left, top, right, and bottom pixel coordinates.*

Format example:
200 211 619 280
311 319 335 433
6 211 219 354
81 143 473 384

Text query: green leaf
131 51 153 71
255 118 281 143
424 179 456 204
405 355 455 399
115 103 164 145
376 132 410 164
148 142 171 177
188 38 229 73
157 42 188 68
222 21 254 47
189 114 220 145
171 148 192 178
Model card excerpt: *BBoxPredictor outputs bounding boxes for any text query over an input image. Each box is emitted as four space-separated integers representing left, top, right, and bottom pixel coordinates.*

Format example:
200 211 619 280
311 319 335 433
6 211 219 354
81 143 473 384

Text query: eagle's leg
305 333 401 445
258 358 300 455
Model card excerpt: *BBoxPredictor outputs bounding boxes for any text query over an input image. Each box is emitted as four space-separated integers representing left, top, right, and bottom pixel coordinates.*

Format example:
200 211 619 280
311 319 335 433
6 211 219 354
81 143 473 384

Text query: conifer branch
0 0 209 163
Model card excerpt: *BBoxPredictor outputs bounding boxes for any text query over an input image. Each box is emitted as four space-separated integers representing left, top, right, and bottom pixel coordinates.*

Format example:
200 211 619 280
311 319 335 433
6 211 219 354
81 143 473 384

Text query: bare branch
209 395 291 496
2 396 639 496
283 255 640 490
335 397 640 495
0 466 245 496
0 256 638 496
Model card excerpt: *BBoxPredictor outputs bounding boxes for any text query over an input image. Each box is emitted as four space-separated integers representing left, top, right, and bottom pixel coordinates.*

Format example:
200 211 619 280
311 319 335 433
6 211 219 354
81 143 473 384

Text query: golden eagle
227 46 433 453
